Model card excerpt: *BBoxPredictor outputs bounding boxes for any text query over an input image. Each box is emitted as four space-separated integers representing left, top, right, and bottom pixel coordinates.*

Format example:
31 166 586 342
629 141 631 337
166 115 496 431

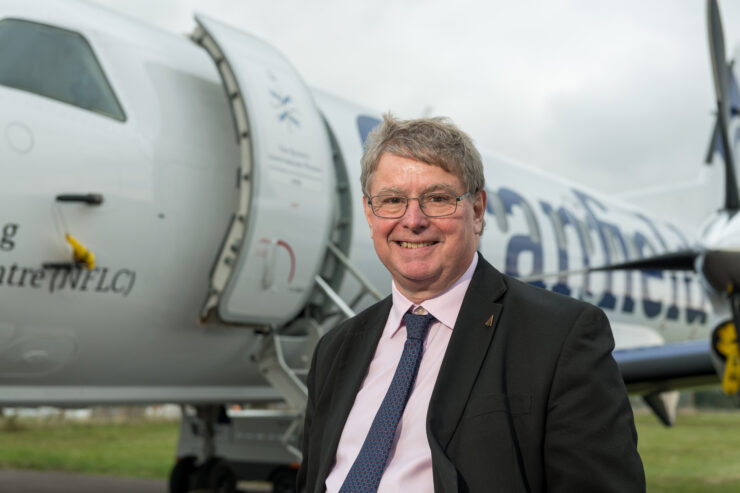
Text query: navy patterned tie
339 311 435 493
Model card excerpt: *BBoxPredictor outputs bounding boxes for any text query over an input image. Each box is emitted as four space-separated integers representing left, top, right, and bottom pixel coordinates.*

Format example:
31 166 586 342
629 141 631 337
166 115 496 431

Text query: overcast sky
90 0 740 222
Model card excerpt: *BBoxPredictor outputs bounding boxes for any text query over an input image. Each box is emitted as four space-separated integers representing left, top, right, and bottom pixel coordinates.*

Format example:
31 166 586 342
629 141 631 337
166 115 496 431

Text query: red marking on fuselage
276 240 296 283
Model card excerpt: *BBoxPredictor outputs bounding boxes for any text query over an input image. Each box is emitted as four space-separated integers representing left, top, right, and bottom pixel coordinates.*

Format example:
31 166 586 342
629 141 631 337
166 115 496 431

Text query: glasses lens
420 193 456 217
370 192 463 218
371 195 407 217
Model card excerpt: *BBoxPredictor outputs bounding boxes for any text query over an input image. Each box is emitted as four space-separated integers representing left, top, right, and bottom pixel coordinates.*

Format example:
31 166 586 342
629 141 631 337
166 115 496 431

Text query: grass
636 411 740 492
1 410 740 491
0 416 179 479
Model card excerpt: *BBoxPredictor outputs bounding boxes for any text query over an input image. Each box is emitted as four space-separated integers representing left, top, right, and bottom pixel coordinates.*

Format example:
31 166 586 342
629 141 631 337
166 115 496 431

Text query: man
298 114 645 492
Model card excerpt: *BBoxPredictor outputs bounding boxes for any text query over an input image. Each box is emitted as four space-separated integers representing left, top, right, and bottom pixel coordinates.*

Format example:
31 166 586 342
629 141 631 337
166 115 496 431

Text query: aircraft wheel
270 467 297 493
169 455 197 493
195 457 237 493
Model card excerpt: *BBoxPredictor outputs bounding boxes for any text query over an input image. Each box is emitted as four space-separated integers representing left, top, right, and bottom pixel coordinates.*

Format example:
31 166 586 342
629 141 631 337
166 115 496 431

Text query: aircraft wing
614 340 718 394
612 339 721 426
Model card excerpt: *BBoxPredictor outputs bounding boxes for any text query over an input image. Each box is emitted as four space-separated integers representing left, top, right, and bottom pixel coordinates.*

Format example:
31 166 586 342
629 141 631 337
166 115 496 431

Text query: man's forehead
372 154 463 186
373 183 460 194
378 152 441 169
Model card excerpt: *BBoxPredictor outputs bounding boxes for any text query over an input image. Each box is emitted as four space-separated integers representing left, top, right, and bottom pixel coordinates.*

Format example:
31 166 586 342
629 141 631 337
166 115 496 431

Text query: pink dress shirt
325 253 479 492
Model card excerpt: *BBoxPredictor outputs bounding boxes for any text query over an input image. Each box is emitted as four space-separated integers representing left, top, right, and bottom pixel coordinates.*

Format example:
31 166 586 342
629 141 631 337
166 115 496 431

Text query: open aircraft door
193 15 336 327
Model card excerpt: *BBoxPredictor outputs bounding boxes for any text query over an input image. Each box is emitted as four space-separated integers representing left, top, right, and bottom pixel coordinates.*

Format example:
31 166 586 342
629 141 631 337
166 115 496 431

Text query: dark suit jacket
298 256 645 492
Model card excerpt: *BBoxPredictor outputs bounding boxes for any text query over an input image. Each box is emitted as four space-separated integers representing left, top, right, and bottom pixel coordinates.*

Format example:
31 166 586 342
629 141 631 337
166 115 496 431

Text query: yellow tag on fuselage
715 322 740 395
65 234 95 270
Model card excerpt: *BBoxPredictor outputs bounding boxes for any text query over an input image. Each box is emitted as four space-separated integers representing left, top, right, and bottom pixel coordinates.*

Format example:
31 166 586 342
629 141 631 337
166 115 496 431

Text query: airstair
256 241 383 458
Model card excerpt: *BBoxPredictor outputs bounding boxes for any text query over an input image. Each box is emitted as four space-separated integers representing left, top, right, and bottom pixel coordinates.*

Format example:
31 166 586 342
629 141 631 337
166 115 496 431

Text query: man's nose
401 198 430 228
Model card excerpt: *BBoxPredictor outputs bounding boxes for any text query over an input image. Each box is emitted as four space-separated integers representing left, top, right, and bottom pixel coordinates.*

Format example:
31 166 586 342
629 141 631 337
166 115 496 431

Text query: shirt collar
386 252 479 339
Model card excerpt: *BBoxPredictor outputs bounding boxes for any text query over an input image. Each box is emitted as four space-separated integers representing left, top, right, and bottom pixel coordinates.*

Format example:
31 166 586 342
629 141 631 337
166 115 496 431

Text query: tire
195 457 238 493
169 455 197 493
271 467 297 493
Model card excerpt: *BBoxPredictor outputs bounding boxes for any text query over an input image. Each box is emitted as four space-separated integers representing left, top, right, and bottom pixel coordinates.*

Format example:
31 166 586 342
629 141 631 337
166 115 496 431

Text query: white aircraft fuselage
0 0 720 409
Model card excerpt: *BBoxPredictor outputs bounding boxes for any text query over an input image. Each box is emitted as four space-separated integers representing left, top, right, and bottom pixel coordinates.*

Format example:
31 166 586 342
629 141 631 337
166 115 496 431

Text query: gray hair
360 113 485 197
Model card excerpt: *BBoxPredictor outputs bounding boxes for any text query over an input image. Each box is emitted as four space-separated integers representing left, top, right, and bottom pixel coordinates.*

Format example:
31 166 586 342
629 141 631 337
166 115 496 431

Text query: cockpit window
0 18 125 121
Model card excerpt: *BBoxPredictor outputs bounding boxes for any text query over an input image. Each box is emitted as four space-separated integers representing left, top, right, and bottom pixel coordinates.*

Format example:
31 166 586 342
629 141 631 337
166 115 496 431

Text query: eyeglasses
367 191 471 218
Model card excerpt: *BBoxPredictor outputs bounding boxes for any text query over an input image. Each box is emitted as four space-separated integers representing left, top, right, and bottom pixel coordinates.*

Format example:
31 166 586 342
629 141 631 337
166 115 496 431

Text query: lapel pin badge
485 314 494 327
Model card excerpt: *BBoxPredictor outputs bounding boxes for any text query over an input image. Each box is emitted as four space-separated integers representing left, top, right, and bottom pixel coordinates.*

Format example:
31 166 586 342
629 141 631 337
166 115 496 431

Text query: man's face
363 153 486 303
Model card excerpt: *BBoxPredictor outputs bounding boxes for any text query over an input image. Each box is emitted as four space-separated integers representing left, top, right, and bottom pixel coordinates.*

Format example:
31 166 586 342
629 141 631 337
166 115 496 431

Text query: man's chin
393 268 443 294
395 266 437 283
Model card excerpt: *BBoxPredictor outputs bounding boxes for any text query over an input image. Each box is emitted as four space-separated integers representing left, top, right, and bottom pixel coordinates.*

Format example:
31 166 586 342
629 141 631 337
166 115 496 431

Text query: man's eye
425 193 453 203
379 196 405 205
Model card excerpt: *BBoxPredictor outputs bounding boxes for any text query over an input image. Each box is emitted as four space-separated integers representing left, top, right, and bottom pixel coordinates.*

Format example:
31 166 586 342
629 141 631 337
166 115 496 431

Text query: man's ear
363 196 374 236
473 189 487 235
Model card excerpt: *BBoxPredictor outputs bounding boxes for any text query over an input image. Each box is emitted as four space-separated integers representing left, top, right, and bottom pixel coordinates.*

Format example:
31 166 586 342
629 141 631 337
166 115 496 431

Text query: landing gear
270 467 297 493
169 455 197 493
169 405 238 493
168 456 237 493
195 458 238 493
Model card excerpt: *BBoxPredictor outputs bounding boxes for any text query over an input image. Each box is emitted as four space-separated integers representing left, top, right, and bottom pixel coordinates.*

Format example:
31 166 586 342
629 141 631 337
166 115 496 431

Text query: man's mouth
397 241 436 249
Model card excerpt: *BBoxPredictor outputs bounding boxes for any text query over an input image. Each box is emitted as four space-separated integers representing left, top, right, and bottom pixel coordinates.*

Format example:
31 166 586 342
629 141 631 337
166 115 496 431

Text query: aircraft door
194 15 336 327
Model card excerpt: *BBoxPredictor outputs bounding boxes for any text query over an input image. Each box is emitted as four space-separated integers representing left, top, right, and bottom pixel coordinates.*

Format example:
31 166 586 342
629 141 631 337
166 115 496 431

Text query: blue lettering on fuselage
632 231 663 317
484 185 708 328
633 213 680 320
572 190 636 312
496 187 546 289
539 201 570 296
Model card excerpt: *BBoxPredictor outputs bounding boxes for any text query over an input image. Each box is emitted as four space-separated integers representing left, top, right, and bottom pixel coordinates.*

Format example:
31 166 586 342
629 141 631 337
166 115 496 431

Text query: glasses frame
367 191 472 219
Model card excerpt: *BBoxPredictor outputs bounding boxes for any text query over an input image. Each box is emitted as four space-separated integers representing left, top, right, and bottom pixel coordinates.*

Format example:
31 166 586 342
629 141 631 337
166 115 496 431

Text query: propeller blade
519 250 699 283
707 0 740 210
708 0 728 107
704 118 720 165
588 249 699 272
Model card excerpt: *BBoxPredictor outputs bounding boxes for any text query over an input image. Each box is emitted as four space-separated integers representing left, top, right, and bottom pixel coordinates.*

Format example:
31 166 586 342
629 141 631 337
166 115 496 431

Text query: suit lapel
315 297 392 490
427 257 507 453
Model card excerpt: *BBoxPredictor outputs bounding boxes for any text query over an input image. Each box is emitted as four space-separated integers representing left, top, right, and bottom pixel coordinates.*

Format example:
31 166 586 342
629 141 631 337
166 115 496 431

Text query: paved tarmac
0 470 271 493
0 470 166 493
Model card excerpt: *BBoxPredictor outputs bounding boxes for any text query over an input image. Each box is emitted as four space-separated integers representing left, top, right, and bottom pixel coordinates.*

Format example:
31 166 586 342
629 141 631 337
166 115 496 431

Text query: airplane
0 0 739 491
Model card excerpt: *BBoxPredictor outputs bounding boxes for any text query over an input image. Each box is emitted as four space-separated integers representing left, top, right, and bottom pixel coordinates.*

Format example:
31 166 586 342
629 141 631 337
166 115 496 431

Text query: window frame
0 17 127 122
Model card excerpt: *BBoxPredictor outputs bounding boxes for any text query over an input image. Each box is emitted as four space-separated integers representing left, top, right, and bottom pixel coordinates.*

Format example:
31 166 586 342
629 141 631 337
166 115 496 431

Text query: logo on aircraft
270 88 300 130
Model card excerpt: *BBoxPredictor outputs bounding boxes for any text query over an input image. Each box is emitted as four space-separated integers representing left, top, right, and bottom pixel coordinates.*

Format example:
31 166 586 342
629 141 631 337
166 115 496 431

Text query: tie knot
402 312 435 341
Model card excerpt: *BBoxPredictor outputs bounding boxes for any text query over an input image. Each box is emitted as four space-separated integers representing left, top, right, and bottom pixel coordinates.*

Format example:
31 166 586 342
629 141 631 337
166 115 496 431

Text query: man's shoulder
474 256 596 316
484 271 614 361
471 261 606 336
501 273 595 313
317 296 393 350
